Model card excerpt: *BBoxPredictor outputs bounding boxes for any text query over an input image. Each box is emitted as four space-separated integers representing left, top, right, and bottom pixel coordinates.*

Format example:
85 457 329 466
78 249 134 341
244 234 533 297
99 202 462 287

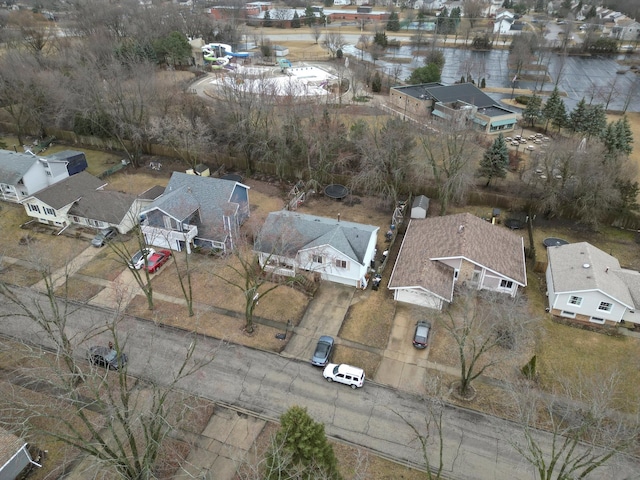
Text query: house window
454 269 459 280
598 302 613 312
27 204 40 213
561 310 576 318
590 317 606 325
70 215 80 223
335 259 347 269
500 279 514 289
43 207 55 216
312 255 323 264
568 296 583 306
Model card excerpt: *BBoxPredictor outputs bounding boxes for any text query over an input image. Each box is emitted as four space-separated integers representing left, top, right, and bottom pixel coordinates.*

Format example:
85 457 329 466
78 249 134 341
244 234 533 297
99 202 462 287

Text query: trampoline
324 184 349 200
543 237 569 248
221 173 243 182
505 218 524 230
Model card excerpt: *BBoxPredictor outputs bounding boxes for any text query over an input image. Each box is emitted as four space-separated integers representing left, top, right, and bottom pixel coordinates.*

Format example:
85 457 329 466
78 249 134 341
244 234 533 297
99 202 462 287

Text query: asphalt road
1 287 638 479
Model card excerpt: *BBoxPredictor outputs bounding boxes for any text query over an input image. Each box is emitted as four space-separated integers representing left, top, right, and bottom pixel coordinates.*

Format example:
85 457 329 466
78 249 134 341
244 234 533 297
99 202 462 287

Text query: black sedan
311 335 334 367
89 346 128 370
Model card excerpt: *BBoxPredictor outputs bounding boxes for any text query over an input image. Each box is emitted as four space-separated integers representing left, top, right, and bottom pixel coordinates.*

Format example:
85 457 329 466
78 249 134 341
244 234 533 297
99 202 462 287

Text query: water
342 44 640 112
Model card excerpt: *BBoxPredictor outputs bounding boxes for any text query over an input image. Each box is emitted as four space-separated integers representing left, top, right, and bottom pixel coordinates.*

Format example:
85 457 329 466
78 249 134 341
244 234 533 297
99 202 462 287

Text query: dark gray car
412 321 431 349
89 345 128 370
311 335 334 366
91 227 117 247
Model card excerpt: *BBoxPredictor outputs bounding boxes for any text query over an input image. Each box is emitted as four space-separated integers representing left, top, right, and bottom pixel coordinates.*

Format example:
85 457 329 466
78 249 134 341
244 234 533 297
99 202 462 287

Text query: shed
411 195 430 219
45 150 88 176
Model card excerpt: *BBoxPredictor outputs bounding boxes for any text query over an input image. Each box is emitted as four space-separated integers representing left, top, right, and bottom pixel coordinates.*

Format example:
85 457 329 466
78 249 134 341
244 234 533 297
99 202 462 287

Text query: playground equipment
278 58 292 73
202 42 249 61
203 54 229 69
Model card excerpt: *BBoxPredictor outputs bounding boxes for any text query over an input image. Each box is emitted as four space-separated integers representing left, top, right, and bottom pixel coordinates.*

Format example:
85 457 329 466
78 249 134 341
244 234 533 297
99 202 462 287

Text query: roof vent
458 225 464 233
582 263 590 269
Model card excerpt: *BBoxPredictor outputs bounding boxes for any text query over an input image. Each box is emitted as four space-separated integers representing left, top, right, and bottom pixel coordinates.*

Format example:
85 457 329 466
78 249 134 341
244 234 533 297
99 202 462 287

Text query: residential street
1 286 638 479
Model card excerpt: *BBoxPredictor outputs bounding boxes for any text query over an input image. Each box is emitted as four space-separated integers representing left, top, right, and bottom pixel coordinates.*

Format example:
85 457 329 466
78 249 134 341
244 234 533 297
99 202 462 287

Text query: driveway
283 282 354 362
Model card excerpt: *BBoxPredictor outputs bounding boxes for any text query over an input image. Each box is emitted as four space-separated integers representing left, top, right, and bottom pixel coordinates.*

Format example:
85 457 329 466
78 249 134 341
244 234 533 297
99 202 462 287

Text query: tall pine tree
523 94 543 127
542 87 563 132
478 133 509 186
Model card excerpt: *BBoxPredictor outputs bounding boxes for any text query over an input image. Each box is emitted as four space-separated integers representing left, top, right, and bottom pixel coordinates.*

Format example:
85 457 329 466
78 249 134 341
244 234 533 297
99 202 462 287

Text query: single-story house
140 172 250 253
0 150 69 204
546 242 640 327
0 428 40 479
388 83 518 134
389 212 527 309
254 210 379 289
22 172 107 229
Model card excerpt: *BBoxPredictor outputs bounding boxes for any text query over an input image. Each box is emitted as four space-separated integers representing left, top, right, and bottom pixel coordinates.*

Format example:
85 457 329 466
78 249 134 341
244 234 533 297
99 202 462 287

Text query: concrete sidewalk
32 244 103 291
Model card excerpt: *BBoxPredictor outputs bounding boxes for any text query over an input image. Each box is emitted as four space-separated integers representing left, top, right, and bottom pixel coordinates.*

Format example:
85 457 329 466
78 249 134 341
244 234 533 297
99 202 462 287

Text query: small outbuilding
411 195 430 219
0 428 40 479
44 150 88 176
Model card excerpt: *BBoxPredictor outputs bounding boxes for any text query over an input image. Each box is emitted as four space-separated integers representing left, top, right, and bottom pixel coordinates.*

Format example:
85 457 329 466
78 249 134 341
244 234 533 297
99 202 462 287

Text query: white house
254 210 379 289
546 242 640 327
22 172 107 229
0 150 69 204
389 213 527 309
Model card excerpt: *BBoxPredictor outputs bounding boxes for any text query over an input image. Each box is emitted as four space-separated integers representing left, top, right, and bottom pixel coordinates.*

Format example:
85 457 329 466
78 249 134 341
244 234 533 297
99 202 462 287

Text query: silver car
91 227 117 247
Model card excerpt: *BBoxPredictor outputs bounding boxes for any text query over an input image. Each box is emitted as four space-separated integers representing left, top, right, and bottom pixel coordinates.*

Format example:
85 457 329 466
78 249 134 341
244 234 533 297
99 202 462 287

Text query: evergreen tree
407 63 441 84
534 0 545 12
602 116 634 158
542 87 562 132
266 406 341 480
569 98 589 133
478 133 509 186
304 6 315 27
373 31 388 47
586 5 597 19
386 11 400 32
292 11 301 29
436 7 449 34
264 10 272 27
523 94 543 127
372 71 382 92
551 100 568 132
584 104 606 139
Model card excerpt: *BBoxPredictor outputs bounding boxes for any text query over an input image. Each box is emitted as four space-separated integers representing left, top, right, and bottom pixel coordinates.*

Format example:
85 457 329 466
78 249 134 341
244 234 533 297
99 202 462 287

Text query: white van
323 364 365 389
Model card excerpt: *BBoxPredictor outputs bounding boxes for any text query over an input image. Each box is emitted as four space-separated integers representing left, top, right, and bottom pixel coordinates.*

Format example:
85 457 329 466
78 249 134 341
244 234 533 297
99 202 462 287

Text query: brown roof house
388 213 527 310
546 242 640 327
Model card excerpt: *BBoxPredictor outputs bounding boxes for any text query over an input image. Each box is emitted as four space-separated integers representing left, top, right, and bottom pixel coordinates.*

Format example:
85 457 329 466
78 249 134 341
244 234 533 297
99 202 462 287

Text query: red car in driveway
143 249 172 273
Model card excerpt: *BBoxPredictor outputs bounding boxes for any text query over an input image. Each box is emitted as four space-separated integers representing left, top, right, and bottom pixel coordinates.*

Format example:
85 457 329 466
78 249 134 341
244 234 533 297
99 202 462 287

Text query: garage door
395 289 443 310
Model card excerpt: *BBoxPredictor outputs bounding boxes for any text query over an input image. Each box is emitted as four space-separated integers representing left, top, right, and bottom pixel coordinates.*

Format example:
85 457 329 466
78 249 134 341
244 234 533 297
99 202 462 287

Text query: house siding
298 245 364 288
23 197 70 227
551 290 626 324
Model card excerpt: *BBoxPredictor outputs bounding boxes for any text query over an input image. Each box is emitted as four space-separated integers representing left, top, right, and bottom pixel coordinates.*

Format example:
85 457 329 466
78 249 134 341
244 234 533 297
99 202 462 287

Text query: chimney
337 213 341 223
605 267 609 273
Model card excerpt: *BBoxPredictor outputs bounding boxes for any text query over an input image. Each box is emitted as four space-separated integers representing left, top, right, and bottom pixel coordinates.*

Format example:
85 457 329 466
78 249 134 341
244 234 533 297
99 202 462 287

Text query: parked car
89 345 128 370
311 335 334 367
91 227 117 247
143 249 172 273
323 363 365 389
128 248 156 269
412 320 431 349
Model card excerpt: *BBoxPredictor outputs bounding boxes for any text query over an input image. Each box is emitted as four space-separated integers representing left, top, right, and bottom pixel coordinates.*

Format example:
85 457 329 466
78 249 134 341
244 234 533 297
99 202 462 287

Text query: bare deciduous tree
323 32 346 58
508 367 640 480
417 120 476 215
438 289 534 399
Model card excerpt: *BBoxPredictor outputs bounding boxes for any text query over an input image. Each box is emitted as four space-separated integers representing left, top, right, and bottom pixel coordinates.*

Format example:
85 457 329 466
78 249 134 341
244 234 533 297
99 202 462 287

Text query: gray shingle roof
0 150 38 184
137 185 165 201
31 171 106 209
547 242 635 308
142 172 248 241
68 190 136 225
255 211 378 265
389 213 527 296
